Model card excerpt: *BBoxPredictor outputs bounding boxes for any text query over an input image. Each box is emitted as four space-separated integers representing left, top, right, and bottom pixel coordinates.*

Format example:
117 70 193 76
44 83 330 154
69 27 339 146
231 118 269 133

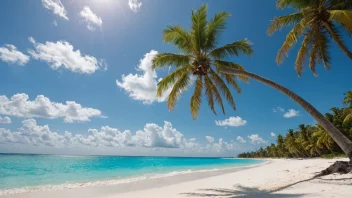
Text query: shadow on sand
180 176 322 198
180 185 305 197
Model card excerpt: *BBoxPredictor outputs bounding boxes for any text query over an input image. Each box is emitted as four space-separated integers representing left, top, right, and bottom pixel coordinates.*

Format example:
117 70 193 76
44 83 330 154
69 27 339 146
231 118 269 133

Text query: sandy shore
2 158 351 198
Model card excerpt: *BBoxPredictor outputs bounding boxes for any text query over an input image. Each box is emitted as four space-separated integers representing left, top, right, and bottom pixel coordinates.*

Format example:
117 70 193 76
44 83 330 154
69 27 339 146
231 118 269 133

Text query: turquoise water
0 154 263 190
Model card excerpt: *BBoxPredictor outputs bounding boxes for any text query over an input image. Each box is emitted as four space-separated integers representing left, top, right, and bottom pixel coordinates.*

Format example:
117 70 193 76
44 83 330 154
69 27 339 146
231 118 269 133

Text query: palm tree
268 0 352 76
313 125 336 151
343 91 352 124
343 91 352 108
152 4 252 119
154 4 352 162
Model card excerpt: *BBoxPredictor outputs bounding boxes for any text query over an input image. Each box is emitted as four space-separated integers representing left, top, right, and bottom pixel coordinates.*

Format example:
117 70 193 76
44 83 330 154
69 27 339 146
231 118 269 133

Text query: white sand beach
2 158 351 198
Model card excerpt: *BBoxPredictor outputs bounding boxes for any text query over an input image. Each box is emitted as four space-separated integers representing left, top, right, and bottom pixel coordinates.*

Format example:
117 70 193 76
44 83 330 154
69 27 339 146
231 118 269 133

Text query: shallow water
0 154 263 190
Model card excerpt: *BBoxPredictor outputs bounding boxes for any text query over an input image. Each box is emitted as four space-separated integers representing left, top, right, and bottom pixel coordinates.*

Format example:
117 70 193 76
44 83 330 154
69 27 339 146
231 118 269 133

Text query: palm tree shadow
181 185 305 197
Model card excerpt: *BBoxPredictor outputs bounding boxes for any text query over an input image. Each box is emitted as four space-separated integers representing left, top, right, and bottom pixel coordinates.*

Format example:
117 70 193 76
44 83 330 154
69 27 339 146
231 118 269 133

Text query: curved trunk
322 21 352 60
220 68 352 162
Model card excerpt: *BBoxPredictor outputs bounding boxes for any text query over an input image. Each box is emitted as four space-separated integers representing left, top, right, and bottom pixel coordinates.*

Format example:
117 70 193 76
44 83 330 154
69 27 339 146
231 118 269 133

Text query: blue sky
0 0 351 157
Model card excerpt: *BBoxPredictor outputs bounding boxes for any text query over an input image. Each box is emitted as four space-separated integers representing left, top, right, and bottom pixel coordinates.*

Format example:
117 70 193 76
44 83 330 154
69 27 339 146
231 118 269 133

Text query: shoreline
0 159 268 196
2 158 351 198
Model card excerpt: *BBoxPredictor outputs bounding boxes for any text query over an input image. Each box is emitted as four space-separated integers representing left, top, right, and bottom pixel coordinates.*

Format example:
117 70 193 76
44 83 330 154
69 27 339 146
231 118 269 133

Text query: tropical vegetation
268 0 352 76
153 3 352 162
238 91 352 158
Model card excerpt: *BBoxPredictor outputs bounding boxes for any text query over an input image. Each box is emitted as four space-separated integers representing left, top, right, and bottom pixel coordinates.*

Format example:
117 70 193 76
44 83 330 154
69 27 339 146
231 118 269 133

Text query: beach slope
2 158 351 198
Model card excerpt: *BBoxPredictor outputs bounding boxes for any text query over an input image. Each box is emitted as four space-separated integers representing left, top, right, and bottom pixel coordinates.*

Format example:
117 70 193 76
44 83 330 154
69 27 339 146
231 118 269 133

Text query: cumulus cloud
283 109 300 118
248 134 267 144
236 136 246 143
215 116 247 127
116 50 172 104
273 107 300 118
0 44 30 66
0 119 245 156
0 116 11 124
28 37 106 74
79 6 102 31
41 0 68 20
205 136 214 143
128 0 142 12
0 93 102 123
271 132 276 137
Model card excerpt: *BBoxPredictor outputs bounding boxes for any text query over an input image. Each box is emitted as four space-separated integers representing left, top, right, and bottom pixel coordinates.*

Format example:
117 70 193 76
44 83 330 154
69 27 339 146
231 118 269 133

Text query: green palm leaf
163 26 194 53
190 76 203 119
268 12 303 35
210 39 253 59
205 11 231 51
152 53 191 69
191 4 208 53
157 66 191 97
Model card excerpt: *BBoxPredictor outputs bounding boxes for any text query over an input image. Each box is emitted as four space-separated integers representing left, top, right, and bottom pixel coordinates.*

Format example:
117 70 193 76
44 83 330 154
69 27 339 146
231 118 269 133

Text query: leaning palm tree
152 4 252 119
268 0 352 76
154 4 352 162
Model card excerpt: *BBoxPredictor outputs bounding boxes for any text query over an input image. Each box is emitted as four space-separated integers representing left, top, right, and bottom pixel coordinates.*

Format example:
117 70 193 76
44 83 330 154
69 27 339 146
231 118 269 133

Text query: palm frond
213 60 248 82
157 65 191 97
329 0 352 9
295 27 315 76
316 31 331 72
190 76 203 119
152 53 191 69
204 75 225 114
209 69 236 110
276 18 310 65
276 0 313 9
167 72 191 111
268 12 304 35
163 26 193 53
191 4 208 53
329 10 352 31
204 75 216 115
205 11 231 51
210 39 253 59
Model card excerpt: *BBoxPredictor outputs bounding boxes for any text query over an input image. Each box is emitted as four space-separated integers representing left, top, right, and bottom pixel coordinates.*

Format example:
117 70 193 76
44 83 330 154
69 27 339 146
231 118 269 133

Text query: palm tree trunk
220 68 352 162
322 21 352 61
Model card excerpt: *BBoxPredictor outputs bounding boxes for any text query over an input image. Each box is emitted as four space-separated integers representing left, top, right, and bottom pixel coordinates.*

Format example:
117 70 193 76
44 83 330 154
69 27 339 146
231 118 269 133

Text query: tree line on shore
238 91 352 158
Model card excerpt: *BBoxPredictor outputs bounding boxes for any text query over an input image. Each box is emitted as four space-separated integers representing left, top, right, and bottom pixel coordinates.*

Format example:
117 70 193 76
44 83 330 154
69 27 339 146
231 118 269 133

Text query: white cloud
248 134 267 144
0 116 11 124
270 132 276 137
79 6 102 31
272 107 284 113
283 109 300 118
0 119 246 156
128 0 142 12
28 37 107 74
0 44 30 66
116 50 172 104
0 93 102 123
41 0 68 20
236 136 246 143
205 136 214 143
215 116 247 127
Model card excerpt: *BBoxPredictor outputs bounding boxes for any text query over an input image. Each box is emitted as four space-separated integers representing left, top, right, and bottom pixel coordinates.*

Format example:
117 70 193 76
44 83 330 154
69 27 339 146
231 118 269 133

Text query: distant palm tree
313 125 335 151
268 0 352 76
152 4 252 119
343 91 352 108
154 4 352 162
343 91 352 124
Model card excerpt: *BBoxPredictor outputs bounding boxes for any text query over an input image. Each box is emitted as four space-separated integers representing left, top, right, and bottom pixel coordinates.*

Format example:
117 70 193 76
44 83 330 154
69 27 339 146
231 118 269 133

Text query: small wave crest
0 168 219 196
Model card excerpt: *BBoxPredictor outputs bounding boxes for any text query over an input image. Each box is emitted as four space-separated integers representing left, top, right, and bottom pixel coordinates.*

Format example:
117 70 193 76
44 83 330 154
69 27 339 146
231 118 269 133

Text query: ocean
0 154 263 193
